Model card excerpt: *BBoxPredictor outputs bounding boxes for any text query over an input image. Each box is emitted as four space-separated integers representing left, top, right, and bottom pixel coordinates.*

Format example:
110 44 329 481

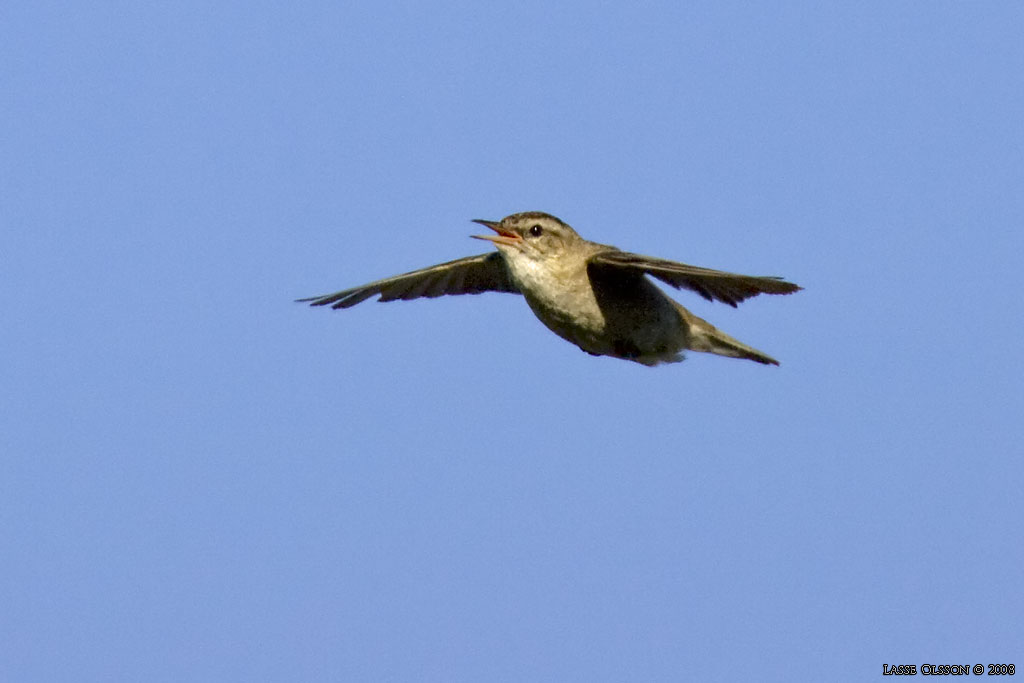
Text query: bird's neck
503 251 578 296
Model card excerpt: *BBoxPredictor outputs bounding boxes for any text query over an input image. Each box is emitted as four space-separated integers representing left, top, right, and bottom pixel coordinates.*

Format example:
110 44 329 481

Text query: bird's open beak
470 219 521 247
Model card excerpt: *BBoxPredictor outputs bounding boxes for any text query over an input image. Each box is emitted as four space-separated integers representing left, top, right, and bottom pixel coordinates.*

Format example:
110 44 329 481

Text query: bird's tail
678 307 780 366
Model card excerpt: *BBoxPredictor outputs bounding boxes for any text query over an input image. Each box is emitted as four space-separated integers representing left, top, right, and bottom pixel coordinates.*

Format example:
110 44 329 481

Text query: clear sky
3 2 1022 681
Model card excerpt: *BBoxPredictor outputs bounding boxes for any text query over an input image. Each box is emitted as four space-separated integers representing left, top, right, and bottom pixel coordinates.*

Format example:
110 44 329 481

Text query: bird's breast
505 256 607 338
515 254 689 363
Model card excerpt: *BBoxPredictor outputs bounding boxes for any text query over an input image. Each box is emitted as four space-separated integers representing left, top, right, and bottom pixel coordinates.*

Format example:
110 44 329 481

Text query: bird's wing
587 249 801 307
297 252 519 309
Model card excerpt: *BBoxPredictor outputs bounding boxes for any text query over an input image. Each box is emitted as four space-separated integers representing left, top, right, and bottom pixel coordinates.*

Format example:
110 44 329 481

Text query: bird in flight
299 211 801 366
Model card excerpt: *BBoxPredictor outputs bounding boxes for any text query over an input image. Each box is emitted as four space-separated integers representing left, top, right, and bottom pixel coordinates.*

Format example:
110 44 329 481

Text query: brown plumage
300 211 801 366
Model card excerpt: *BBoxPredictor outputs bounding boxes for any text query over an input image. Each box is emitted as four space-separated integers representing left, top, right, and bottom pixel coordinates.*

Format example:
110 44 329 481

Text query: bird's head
471 212 582 263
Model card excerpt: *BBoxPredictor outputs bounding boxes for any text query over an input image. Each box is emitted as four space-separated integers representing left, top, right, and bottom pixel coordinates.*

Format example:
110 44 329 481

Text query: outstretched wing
588 250 801 307
298 252 519 309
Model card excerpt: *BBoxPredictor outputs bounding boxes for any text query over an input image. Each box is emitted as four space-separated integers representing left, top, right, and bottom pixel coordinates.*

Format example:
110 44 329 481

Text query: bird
298 211 801 366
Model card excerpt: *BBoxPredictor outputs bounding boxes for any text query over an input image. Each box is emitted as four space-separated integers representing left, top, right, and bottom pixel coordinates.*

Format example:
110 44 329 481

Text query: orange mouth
470 219 521 247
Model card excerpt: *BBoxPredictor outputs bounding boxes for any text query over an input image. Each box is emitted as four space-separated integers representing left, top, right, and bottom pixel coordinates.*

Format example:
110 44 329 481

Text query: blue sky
3 2 1022 680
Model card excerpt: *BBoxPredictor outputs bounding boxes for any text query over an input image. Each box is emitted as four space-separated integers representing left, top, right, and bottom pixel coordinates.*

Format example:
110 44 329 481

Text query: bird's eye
529 225 543 237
